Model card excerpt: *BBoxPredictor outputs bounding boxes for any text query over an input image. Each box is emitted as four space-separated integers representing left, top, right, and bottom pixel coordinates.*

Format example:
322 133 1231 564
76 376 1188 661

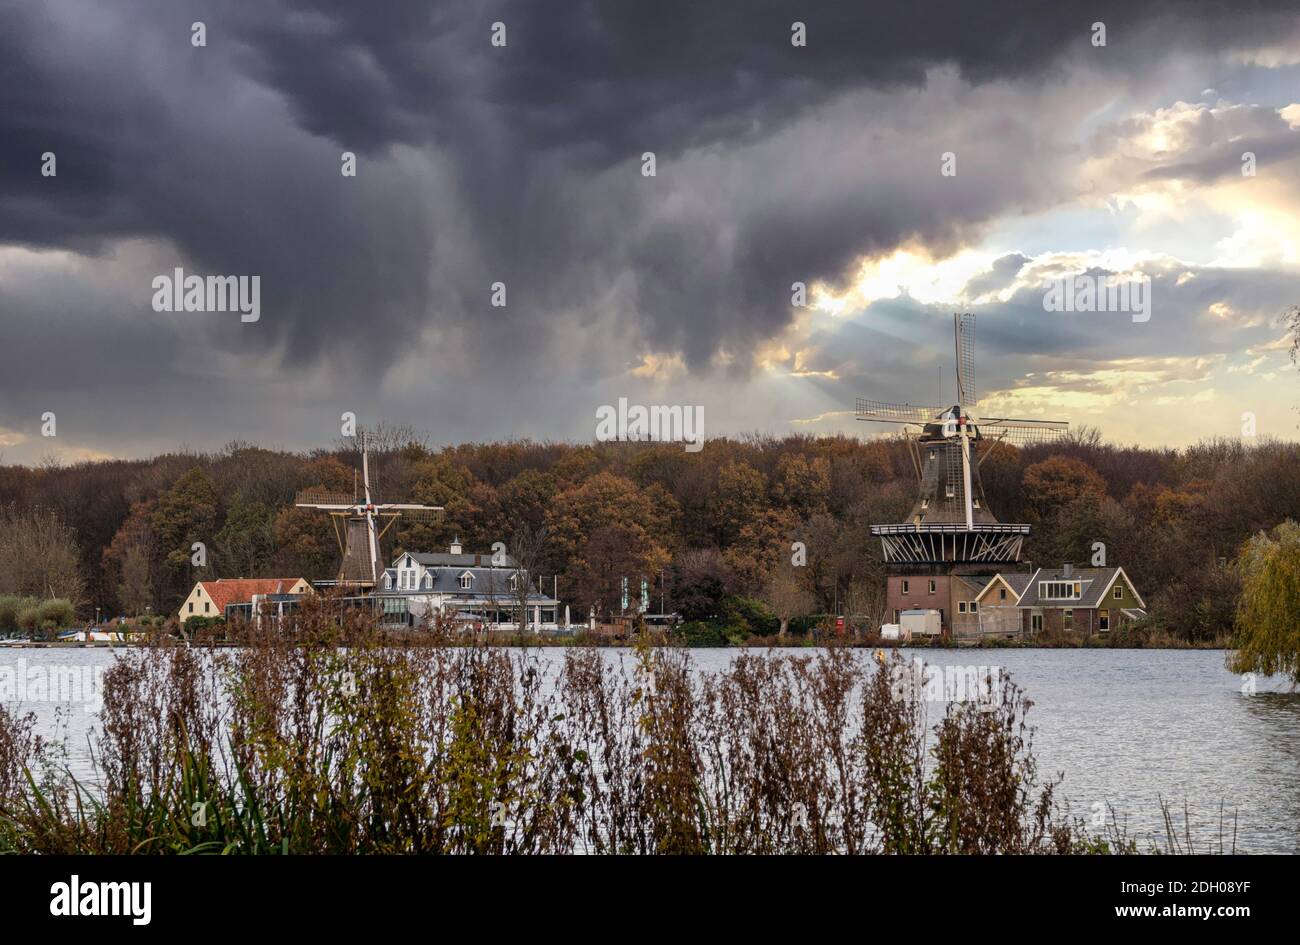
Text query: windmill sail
955 312 977 407
979 417 1069 445
856 399 942 424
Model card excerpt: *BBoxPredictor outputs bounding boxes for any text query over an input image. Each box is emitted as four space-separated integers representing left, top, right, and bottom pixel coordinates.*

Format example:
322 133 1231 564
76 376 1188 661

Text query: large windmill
857 314 1067 565
294 433 443 587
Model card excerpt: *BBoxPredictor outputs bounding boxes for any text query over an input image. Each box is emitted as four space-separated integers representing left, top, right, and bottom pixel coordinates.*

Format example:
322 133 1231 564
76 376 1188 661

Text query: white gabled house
376 540 563 632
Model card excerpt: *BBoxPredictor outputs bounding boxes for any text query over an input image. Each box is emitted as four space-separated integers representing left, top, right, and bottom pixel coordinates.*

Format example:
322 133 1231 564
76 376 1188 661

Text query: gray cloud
2 0 1299 459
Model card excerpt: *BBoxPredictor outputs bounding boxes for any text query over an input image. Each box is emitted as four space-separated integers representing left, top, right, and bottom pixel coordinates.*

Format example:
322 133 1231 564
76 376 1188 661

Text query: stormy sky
2 0 1300 463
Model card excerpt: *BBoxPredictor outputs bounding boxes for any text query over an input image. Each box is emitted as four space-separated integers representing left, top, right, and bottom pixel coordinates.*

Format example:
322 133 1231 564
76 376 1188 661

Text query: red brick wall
885 574 950 631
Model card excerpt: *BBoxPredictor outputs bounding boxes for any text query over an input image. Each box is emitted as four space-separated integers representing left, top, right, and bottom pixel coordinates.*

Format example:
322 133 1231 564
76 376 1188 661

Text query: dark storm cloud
1 0 1298 457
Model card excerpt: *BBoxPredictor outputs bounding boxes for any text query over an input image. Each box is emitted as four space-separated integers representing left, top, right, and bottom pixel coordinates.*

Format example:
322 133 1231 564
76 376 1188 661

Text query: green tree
152 468 219 577
215 498 275 578
1229 520 1300 682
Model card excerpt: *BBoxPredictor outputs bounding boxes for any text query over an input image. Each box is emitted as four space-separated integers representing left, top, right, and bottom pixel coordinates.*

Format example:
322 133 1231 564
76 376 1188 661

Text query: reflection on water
3 646 1298 853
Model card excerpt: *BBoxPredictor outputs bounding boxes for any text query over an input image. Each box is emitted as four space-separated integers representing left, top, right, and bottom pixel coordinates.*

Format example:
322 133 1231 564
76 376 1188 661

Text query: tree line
1 428 1299 641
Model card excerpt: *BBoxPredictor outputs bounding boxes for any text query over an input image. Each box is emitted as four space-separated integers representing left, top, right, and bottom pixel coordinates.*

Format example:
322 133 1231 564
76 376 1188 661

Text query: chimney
1063 563 1072 578
450 537 462 555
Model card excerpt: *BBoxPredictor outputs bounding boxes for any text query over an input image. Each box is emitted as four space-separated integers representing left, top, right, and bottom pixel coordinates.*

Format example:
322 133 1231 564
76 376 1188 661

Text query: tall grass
0 604 1138 854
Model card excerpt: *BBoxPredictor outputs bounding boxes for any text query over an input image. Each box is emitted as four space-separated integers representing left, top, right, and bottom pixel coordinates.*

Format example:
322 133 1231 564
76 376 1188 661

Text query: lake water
3 646 1297 853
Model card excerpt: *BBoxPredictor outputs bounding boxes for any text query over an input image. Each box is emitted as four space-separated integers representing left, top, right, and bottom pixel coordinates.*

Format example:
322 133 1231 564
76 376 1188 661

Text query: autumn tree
545 472 667 577
573 524 664 618
670 548 736 622
1022 456 1107 518
101 500 158 615
762 559 815 640
707 460 767 546
118 545 153 617
508 523 550 632
773 453 831 518
398 457 478 551
0 505 84 605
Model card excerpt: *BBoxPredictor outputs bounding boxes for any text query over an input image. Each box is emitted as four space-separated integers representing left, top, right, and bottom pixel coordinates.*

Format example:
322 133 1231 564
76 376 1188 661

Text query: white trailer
899 608 943 637
879 623 911 642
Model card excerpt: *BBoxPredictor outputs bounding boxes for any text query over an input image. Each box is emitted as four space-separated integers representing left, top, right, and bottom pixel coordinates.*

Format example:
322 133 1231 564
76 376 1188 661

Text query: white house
376 540 563 632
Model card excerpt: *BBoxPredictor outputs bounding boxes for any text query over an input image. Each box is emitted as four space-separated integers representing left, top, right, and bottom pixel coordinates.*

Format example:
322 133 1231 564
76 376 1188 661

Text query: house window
1040 581 1080 600
1031 613 1043 633
893 609 900 623
459 573 472 590
423 574 432 590
959 602 967 614
901 579 909 595
999 588 1007 601
509 573 519 591
970 601 978 614
945 485 955 498
1114 585 1123 600
1099 609 1110 632
928 580 936 594
1063 609 1073 630
188 602 194 613
204 602 210 613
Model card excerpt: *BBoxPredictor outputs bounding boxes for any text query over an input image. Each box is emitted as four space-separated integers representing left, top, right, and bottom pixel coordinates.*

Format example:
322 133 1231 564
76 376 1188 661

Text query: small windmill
295 432 443 586
857 314 1068 564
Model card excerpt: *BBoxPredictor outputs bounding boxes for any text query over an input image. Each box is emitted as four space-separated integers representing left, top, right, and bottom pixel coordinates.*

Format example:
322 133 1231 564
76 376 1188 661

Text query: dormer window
1039 581 1080 600
509 573 519 591
383 573 393 589
459 571 473 590
423 573 433 590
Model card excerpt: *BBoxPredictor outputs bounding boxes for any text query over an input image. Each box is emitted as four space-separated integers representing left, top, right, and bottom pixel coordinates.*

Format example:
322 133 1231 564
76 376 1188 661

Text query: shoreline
0 638 1234 651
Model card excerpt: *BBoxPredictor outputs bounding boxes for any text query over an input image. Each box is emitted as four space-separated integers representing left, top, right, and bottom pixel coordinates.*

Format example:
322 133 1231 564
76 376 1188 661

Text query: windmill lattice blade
856 399 942 423
980 420 1068 445
390 507 443 522
294 491 356 508
957 313 977 407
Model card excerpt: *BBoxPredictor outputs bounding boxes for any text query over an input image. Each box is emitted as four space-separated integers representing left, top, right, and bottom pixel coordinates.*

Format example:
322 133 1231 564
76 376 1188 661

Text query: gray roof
380 564 552 603
407 551 519 568
952 574 994 591
998 573 1033 597
975 572 1033 602
1015 567 1133 609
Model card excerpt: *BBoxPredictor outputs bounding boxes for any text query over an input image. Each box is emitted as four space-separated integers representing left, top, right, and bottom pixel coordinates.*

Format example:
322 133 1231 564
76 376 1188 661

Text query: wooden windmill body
295 433 442 587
